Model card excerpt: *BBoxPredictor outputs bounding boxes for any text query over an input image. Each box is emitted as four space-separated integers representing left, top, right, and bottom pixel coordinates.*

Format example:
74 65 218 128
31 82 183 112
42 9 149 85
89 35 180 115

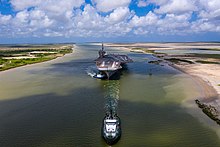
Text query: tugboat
93 71 107 79
102 111 121 145
95 43 132 79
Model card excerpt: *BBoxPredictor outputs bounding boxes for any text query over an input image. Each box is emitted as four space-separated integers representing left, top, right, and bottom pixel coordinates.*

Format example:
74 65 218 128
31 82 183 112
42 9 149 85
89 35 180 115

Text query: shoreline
115 43 220 99
163 61 219 101
0 45 74 72
0 50 74 75
114 43 220 124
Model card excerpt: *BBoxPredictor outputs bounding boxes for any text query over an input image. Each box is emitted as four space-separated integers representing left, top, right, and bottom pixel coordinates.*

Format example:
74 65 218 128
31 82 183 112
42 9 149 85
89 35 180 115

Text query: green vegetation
164 58 194 64
148 60 162 65
190 53 220 59
196 60 220 64
218 84 220 86
131 48 155 54
0 45 73 71
0 47 72 57
195 48 220 51
130 48 167 55
0 57 54 71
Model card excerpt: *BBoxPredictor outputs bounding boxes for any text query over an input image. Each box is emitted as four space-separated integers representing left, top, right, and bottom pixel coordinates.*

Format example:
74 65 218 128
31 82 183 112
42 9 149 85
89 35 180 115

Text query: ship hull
103 70 117 79
101 116 121 145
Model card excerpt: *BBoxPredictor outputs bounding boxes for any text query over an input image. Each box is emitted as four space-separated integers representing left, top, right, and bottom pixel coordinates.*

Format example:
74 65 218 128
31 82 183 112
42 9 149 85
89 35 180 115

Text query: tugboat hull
101 116 121 145
102 130 121 145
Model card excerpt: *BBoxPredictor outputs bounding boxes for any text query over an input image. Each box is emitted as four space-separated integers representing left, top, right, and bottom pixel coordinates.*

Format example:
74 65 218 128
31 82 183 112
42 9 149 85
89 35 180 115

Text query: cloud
0 0 220 40
148 0 170 5
92 0 131 12
29 10 54 28
198 0 220 20
130 11 191 35
70 4 132 37
130 11 158 27
157 14 191 34
105 7 130 23
73 4 104 30
0 14 12 25
137 0 148 7
10 0 42 11
10 0 85 12
133 27 148 35
199 0 220 11
154 0 197 14
40 0 85 15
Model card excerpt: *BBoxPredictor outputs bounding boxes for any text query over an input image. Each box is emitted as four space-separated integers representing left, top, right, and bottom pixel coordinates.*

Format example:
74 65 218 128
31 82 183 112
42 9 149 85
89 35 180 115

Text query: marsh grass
131 48 155 54
165 58 194 64
190 53 220 59
196 60 220 64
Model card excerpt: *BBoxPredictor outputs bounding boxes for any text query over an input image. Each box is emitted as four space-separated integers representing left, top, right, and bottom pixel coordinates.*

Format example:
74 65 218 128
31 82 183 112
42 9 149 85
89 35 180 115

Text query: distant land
0 44 74 71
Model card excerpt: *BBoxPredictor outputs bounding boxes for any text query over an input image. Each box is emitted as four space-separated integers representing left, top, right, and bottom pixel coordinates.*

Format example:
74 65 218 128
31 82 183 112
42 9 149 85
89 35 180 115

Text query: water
103 80 120 115
0 44 220 146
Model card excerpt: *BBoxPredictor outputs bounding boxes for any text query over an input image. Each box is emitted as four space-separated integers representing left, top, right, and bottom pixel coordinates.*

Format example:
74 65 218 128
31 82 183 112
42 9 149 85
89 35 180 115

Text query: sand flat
106 42 220 50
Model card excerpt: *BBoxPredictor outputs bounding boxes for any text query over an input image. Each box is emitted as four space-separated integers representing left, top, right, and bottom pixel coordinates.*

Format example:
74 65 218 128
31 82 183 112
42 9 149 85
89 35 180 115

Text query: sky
0 0 220 44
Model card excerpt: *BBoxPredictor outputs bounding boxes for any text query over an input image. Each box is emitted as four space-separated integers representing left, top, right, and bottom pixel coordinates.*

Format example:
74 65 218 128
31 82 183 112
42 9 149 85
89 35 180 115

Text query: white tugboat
101 111 121 145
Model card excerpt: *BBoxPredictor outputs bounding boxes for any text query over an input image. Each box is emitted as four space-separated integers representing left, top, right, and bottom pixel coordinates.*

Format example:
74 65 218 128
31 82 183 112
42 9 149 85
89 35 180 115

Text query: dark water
0 44 220 146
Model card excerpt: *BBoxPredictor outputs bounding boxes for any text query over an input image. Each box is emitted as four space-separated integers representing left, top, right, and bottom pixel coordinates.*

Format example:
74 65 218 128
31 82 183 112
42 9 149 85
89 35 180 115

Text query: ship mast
99 42 106 58
102 42 104 51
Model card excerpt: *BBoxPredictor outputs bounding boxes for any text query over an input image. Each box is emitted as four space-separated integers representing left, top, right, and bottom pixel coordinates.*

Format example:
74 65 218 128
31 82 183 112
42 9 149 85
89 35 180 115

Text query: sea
0 44 219 146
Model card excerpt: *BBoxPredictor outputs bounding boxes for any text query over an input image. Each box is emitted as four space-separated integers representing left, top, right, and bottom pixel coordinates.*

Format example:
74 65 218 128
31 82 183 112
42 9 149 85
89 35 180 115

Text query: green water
0 44 219 146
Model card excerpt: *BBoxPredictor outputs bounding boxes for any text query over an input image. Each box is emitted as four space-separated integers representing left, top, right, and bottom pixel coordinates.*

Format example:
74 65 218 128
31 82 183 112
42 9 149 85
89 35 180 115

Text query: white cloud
198 0 220 21
10 0 42 11
154 0 197 14
105 7 130 24
148 0 170 6
15 10 29 23
199 0 220 11
92 0 131 12
73 4 104 29
0 0 220 39
137 0 148 7
10 0 85 12
29 10 54 28
130 12 191 35
40 0 85 15
130 11 158 27
0 14 12 25
191 20 220 32
157 14 191 34
133 28 148 35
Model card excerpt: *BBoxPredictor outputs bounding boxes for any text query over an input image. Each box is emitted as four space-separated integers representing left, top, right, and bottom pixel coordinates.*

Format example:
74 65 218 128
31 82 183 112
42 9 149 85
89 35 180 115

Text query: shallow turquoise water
0 44 219 146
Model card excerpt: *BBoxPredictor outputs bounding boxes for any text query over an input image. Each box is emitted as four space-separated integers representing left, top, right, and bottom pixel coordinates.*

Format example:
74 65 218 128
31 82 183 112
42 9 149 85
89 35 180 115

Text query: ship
101 111 121 145
94 43 132 79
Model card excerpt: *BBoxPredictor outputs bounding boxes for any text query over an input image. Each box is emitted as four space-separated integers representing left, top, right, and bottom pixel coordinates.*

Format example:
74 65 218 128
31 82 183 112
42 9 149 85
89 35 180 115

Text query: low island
0 44 73 71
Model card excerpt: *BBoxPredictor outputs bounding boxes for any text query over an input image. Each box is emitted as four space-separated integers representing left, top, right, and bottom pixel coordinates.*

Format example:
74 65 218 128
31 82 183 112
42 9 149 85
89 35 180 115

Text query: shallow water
0 44 220 146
